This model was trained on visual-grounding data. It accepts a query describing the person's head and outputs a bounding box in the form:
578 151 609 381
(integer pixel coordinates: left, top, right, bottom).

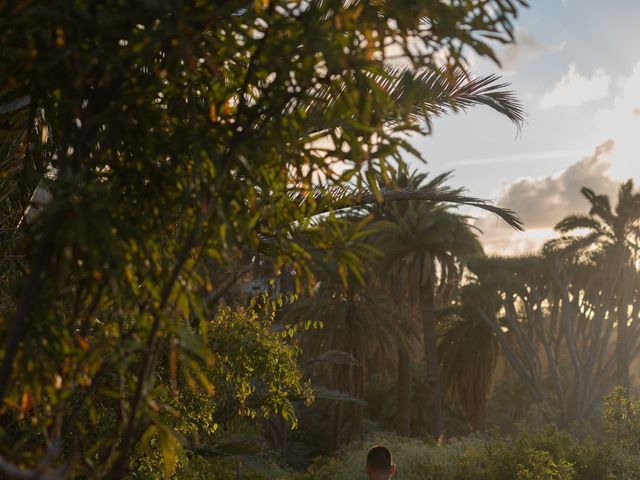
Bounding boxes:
365 445 396 480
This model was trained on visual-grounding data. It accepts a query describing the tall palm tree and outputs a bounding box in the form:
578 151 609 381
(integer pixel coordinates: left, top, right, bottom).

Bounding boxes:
364 170 444 437
375 175 483 440
438 293 499 431
308 169 518 439
550 180 640 391
283 218 397 449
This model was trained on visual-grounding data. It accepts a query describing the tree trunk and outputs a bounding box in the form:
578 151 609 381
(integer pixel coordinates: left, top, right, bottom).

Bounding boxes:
330 401 343 452
471 403 487 432
279 415 288 464
348 363 364 441
617 287 630 392
347 299 363 441
397 345 412 436
423 280 444 441
613 245 632 393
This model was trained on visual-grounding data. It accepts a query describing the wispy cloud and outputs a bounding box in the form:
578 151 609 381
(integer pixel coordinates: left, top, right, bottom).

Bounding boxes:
539 64 611 109
451 149 585 167
499 28 565 73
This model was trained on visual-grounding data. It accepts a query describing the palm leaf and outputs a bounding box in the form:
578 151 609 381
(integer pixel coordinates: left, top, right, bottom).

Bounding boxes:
581 187 614 225
0 95 30 115
370 66 525 131
291 183 524 231
301 350 360 369
292 66 524 135
554 214 604 234
189 437 264 457
543 231 605 257
311 385 367 406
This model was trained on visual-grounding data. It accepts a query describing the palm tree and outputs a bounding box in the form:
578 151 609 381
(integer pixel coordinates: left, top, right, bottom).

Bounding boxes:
282 218 398 449
550 180 640 391
364 170 446 438
374 174 483 440
438 294 499 431
298 169 520 439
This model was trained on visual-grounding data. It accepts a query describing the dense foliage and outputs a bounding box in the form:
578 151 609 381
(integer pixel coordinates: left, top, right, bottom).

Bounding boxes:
0 0 528 478
6 1 639 476
298 423 640 480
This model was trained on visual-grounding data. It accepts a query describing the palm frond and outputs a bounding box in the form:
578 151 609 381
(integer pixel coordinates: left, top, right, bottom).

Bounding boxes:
370 66 525 131
0 93 35 241
189 437 264 457
543 231 605 257
615 179 640 223
0 95 30 115
554 214 604 234
291 66 525 135
291 183 524 231
311 385 367 405
301 350 359 369
581 187 614 225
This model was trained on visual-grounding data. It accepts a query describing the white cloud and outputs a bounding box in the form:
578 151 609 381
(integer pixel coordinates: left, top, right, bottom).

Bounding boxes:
539 64 611 109
482 59 640 254
478 228 557 257
594 62 640 179
476 140 620 254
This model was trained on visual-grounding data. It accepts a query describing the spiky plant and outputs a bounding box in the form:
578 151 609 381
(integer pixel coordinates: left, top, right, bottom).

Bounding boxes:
547 180 640 391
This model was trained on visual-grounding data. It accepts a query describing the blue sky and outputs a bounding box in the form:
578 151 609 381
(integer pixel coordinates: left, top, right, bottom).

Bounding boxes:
408 0 640 252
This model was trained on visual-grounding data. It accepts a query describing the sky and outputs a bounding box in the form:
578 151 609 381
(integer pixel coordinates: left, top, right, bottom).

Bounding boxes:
409 0 640 254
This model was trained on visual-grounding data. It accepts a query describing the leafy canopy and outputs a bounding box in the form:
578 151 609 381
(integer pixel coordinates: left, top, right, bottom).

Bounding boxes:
0 0 525 478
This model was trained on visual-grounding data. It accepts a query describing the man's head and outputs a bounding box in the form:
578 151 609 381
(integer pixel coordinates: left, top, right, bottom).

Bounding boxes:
365 445 396 480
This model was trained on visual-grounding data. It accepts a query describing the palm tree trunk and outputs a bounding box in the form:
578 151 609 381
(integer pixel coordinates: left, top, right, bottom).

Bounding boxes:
613 250 631 392
472 403 487 432
279 415 288 464
397 344 412 436
347 299 364 441
348 359 364 441
617 284 630 392
330 400 343 452
423 280 444 441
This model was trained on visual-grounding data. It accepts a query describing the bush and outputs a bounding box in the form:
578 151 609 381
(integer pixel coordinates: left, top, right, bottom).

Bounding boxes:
298 433 487 480
297 426 639 480
603 386 640 451
134 450 292 480
515 449 574 480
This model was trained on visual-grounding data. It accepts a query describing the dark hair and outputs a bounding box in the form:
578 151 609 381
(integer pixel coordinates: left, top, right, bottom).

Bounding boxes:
366 445 392 473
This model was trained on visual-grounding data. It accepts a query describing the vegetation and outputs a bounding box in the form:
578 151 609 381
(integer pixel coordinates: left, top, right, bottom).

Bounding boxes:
2 1 640 480
297 423 640 480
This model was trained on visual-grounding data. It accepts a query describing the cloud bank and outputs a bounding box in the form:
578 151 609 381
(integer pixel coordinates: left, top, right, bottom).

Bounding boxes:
539 64 611 109
476 140 619 254
481 60 640 254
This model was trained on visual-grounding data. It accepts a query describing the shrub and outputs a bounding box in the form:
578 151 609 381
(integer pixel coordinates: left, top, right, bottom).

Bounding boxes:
516 449 574 480
602 386 640 451
134 450 292 480
299 433 488 480
298 426 639 480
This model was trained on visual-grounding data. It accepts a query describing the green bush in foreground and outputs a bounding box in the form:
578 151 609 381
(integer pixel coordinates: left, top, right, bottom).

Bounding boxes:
133 388 640 479
136 452 292 480
297 427 640 480
131 425 640 479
